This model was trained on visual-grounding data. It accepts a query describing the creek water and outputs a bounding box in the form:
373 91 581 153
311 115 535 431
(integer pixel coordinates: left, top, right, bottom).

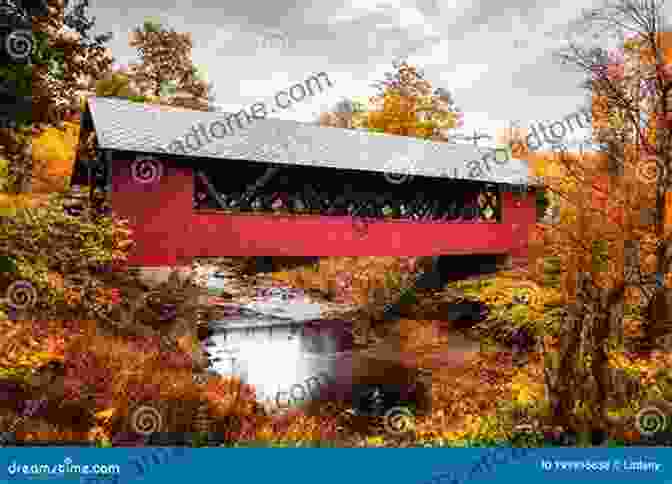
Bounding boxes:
202 272 483 412
203 278 358 410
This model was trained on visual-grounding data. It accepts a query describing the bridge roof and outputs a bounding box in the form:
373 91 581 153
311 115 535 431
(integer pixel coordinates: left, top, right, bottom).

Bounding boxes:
83 96 532 185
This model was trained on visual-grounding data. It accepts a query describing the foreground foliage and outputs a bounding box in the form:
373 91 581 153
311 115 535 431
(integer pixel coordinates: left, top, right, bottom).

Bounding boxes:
1 253 671 446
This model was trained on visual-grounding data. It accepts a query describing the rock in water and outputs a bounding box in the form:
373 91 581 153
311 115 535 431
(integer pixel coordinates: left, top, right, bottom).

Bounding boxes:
415 270 443 291
351 382 423 418
445 300 488 326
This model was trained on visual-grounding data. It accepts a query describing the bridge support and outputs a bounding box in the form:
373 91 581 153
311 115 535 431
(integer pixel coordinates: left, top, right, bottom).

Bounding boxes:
415 254 513 292
254 256 274 273
415 257 443 291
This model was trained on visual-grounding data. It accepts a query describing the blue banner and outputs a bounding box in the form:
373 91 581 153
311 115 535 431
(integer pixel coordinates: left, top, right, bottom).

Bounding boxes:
0 447 670 484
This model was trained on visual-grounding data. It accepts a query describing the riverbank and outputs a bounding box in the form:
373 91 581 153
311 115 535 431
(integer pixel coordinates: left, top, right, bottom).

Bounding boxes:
1 256 670 447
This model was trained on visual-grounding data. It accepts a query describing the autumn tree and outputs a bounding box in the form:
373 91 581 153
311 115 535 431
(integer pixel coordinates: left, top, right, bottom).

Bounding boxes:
0 0 113 196
525 0 672 440
63 0 113 49
126 19 214 111
316 97 368 129
0 1 144 323
31 0 114 125
317 59 463 141
365 59 463 140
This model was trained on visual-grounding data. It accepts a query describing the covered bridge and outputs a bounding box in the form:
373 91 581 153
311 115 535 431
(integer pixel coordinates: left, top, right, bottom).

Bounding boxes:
77 97 539 271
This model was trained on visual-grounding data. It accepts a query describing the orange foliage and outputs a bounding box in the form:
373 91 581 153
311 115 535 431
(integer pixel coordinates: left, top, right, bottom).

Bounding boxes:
31 121 81 194
517 94 660 301
320 61 460 140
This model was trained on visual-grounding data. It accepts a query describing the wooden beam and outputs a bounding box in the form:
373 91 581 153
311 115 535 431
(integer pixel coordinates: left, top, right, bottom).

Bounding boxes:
241 165 282 203
196 170 228 209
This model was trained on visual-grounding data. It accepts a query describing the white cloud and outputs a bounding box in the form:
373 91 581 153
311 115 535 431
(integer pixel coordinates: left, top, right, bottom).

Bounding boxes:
327 0 397 23
436 63 490 90
91 0 600 133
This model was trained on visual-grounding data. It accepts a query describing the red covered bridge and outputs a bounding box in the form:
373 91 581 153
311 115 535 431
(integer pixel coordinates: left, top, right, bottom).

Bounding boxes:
78 97 539 270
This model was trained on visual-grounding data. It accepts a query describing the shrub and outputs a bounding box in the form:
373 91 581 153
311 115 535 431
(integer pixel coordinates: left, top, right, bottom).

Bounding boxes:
448 275 564 344
63 328 228 440
31 122 81 194
95 71 141 99
0 193 134 319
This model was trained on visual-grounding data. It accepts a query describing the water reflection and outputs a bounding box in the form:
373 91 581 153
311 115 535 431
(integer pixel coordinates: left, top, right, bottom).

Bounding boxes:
205 319 355 409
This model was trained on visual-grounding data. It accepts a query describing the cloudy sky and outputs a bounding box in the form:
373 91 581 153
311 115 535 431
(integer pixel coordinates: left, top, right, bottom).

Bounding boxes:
87 0 671 149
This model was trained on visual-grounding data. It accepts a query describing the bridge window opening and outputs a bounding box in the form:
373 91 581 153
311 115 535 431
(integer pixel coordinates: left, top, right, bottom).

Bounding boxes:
193 160 502 222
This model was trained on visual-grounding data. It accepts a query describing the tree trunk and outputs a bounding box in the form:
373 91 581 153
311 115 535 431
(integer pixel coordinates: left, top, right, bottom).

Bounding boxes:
644 287 672 347
544 272 624 437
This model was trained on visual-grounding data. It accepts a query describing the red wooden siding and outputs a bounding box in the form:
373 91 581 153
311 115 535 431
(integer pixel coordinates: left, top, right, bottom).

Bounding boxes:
111 158 537 266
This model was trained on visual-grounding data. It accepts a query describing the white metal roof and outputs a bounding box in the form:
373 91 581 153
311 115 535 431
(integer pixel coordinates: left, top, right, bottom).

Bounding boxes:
84 96 531 185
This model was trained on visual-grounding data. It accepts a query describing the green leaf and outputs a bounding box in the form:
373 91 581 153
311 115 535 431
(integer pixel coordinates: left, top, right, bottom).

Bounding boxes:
159 79 178 97
0 204 17 217
399 287 418 305
510 305 530 324
591 240 609 272
416 120 437 129
0 255 17 274
385 271 400 290
143 19 162 33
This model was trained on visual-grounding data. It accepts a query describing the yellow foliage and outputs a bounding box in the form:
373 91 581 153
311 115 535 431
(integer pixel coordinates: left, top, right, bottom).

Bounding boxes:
508 371 545 406
95 72 132 98
87 425 112 444
450 275 562 325
0 340 61 371
0 193 50 216
270 256 418 305
94 408 117 421
0 156 8 191
31 122 80 193
366 435 385 446
608 352 651 385
399 318 449 352
176 334 198 356
272 271 292 283
437 412 506 443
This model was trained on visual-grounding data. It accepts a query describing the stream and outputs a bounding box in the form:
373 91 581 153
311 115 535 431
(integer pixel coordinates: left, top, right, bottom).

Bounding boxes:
200 265 483 413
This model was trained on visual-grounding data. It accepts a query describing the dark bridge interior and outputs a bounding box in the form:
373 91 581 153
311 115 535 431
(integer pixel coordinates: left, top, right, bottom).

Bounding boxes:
193 159 503 222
